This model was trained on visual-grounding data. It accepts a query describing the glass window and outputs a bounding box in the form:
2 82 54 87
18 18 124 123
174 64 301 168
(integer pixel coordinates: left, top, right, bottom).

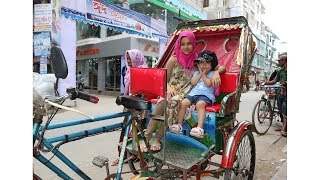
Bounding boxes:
106 28 122 37
76 22 100 40
203 0 209 7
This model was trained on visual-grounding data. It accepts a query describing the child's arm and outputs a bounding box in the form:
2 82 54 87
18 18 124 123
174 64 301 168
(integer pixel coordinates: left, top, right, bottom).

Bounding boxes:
191 71 202 86
202 69 213 87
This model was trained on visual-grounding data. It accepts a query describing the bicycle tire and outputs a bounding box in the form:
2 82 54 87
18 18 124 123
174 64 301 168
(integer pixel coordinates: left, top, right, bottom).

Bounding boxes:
223 129 256 180
252 99 272 135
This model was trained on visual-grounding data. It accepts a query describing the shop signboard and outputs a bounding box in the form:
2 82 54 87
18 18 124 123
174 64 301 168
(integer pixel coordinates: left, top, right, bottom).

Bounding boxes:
52 0 61 46
34 4 52 32
33 32 51 57
86 0 152 36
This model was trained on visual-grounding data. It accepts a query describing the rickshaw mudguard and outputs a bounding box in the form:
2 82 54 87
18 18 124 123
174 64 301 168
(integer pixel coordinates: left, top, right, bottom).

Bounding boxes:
220 120 255 168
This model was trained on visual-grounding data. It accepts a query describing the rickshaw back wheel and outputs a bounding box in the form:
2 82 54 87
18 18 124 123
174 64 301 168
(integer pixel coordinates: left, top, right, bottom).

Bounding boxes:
252 99 272 135
223 129 255 180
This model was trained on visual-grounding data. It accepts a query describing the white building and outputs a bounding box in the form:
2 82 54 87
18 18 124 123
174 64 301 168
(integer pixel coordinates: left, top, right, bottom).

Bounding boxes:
203 0 284 80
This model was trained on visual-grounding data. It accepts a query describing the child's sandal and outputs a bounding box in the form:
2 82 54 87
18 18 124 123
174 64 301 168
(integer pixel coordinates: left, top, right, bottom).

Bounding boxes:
190 127 204 138
170 124 183 134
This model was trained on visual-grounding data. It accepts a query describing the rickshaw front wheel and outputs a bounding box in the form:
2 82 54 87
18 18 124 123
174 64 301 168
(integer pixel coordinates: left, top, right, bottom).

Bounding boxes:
223 129 255 180
252 99 272 135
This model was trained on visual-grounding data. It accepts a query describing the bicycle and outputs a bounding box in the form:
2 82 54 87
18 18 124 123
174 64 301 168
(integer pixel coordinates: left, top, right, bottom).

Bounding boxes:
251 84 283 135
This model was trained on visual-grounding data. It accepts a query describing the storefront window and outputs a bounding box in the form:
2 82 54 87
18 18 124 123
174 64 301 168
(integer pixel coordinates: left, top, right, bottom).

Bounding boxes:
76 22 100 40
106 28 122 37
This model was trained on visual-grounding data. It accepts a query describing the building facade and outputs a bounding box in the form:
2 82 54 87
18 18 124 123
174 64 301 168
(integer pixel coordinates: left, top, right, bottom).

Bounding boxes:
264 26 280 76
203 0 282 82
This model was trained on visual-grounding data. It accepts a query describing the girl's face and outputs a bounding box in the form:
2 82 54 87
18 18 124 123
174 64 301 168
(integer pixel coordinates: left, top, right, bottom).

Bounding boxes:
180 37 193 55
126 52 132 67
197 61 212 71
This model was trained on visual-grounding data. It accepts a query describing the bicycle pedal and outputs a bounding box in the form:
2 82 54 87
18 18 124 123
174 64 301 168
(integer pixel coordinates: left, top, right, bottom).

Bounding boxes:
92 155 108 168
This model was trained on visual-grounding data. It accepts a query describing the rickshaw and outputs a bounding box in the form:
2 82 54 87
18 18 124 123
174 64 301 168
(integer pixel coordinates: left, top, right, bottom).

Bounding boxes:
33 16 256 180
115 16 257 179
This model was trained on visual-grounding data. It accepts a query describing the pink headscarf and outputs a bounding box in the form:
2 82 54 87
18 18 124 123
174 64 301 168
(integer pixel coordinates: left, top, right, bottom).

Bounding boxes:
124 49 148 95
173 30 197 69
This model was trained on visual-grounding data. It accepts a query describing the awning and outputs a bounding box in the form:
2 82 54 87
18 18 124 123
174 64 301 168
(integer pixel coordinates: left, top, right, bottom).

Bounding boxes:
61 0 168 41
146 0 207 20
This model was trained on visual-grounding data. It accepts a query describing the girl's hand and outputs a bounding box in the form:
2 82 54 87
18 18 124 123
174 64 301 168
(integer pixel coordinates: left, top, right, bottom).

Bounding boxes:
211 71 221 87
167 86 177 98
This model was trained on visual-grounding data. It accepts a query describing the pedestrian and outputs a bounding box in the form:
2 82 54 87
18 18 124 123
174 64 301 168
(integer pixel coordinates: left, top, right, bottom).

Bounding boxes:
141 30 226 153
265 53 287 137
76 71 84 91
111 49 148 166
170 50 219 138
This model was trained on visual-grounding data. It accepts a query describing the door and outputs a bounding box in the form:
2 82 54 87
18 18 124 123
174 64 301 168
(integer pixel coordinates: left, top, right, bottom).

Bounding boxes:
105 56 121 91
88 58 98 89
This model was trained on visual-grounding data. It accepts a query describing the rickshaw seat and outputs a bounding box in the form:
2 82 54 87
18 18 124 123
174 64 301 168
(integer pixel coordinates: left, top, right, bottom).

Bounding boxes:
116 68 166 110
150 73 239 113
204 72 239 113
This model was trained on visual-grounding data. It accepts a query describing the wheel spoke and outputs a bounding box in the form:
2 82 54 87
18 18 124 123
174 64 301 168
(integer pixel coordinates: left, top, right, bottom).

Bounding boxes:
252 99 272 135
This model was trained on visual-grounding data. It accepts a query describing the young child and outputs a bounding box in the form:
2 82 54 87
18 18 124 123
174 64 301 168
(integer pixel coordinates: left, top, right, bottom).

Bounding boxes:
170 50 219 138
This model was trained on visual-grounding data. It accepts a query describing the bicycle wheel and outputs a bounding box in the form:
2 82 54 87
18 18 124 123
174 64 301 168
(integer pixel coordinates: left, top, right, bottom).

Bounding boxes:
252 99 272 135
223 130 256 180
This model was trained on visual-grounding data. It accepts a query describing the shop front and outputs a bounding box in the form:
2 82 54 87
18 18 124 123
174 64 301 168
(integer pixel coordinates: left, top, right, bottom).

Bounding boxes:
76 35 159 94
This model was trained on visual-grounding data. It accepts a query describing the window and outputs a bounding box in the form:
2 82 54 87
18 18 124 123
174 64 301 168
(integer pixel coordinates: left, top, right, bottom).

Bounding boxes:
203 0 209 7
269 35 272 43
223 0 227 6
77 22 100 40
106 28 122 37
218 11 221 19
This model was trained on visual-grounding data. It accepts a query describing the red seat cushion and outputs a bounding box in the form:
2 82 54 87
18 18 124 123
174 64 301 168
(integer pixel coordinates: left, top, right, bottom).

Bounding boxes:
205 103 222 112
130 68 166 100
219 73 239 93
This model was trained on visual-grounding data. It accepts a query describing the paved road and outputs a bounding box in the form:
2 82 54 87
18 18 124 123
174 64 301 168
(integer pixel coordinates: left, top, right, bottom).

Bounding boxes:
34 90 286 179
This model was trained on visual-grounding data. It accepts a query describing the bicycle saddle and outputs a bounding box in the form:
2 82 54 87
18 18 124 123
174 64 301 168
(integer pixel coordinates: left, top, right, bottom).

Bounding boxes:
116 95 151 110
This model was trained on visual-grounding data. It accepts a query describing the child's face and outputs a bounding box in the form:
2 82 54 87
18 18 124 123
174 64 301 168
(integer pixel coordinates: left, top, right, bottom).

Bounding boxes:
197 61 212 71
180 37 193 55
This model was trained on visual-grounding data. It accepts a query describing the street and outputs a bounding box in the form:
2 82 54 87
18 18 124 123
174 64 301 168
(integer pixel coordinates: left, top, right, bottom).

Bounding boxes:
33 90 287 180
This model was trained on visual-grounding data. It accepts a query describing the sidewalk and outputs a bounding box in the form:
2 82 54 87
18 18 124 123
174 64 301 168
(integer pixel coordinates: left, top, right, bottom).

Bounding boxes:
271 144 287 180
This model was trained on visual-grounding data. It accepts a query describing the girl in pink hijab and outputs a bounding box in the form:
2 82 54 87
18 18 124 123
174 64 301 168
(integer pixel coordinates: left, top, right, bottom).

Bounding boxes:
123 49 148 95
142 30 198 152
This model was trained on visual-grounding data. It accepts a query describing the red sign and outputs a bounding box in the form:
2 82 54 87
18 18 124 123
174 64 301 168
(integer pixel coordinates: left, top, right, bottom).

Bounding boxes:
76 48 100 56
143 44 158 53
